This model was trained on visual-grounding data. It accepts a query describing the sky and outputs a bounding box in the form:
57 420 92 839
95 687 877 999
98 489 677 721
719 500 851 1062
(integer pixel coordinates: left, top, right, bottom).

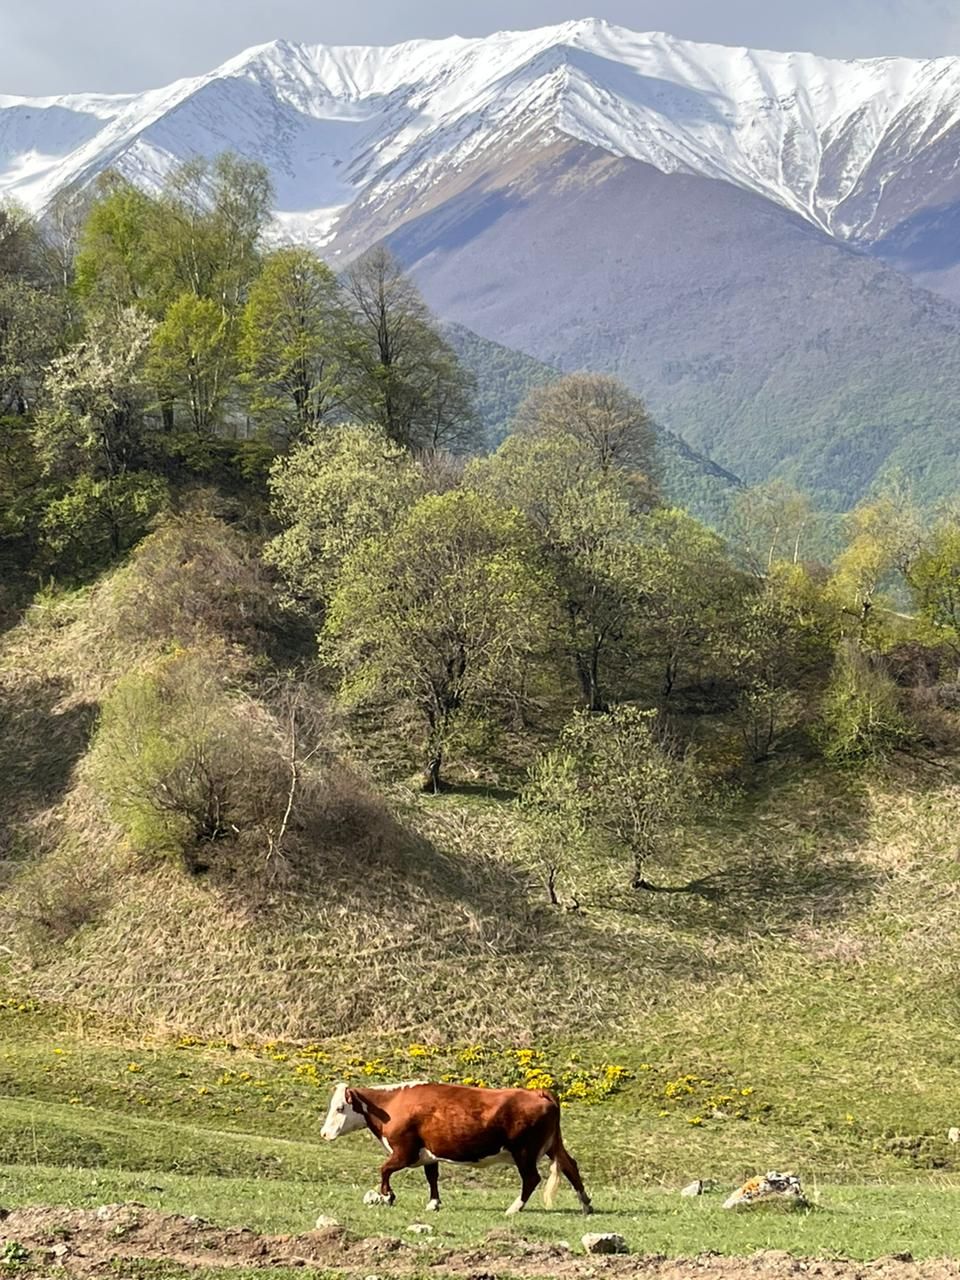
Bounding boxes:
2 0 960 97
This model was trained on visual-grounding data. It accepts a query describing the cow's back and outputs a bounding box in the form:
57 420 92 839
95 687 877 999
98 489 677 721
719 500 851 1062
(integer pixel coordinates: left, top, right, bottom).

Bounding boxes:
385 1083 558 1163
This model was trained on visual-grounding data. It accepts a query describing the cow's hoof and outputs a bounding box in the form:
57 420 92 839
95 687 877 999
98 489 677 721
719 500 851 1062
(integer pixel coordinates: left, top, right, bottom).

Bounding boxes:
582 1203 595 1216
425 1199 441 1212
363 1191 394 1207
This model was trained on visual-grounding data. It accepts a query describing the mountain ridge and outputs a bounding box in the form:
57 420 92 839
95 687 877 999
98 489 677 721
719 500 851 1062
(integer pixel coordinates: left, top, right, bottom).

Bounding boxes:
5 19 960 269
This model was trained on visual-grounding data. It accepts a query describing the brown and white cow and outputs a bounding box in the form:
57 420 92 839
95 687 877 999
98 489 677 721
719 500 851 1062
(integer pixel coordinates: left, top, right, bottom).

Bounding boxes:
321 1080 592 1216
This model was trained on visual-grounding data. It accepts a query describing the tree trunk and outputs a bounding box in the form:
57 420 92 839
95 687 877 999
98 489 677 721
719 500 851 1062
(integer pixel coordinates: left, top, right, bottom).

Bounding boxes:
420 749 443 794
574 648 606 712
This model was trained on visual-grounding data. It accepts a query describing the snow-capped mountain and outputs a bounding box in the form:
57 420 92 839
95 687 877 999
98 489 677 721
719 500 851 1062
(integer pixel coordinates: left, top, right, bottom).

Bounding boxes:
8 20 960 506
3 19 960 258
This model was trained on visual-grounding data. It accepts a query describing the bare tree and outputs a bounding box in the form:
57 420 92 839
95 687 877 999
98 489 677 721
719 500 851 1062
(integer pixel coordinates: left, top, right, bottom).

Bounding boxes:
514 372 657 481
341 246 476 452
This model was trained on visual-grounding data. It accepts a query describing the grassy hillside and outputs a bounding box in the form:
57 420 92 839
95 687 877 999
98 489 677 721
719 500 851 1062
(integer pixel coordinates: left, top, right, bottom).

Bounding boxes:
3 521 960 1195
444 322 743 526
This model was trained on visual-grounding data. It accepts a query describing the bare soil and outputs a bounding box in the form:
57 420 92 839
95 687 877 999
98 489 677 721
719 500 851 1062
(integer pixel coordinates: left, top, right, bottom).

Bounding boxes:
2 1204 958 1278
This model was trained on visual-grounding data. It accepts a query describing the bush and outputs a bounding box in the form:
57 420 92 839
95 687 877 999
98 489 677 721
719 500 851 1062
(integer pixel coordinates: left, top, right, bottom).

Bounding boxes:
88 648 287 873
815 643 913 764
103 510 280 653
39 472 169 581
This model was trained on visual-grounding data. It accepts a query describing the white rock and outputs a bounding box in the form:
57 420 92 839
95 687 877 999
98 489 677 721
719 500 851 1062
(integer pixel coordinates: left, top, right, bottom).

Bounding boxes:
582 1232 629 1255
680 1179 703 1197
948 1127 960 1143
314 1214 341 1230
406 1223 433 1235
723 1171 806 1210
363 1190 390 1206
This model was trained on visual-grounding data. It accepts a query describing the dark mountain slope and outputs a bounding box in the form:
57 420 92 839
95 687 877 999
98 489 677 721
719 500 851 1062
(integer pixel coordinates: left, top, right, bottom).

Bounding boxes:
383 136 960 509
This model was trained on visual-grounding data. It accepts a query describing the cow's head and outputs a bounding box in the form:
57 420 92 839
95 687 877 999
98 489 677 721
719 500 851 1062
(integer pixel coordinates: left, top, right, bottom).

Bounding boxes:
321 1083 366 1140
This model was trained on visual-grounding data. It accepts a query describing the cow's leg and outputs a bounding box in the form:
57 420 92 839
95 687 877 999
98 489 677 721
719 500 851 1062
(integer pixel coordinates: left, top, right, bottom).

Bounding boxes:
374 1143 418 1206
557 1145 593 1214
424 1162 441 1211
505 1151 541 1216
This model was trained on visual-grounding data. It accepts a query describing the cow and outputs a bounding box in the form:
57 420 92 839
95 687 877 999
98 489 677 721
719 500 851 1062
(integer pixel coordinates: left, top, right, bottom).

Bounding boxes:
320 1080 593 1216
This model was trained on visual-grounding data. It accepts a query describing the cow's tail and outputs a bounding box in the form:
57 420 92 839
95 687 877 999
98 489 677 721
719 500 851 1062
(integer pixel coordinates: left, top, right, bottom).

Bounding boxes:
540 1092 563 1209
542 1153 562 1208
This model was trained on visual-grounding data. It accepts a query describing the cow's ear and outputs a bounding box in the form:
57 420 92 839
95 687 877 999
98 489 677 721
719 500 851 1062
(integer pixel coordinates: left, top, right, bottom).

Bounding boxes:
344 1088 355 1106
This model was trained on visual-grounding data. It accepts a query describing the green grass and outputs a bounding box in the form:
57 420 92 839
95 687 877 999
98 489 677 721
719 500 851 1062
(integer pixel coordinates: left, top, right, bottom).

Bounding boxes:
2 1008 960 1264
2 1158 960 1261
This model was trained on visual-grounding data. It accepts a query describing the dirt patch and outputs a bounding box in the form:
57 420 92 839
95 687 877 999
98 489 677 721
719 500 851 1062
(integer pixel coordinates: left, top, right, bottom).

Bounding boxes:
2 1203 959 1278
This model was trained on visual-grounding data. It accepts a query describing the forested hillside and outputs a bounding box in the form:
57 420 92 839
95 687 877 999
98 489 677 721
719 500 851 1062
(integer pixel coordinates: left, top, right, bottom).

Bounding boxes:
4 151 960 1077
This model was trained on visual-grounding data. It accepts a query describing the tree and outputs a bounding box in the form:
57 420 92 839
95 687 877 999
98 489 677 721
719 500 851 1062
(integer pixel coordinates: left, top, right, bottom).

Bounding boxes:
727 479 816 577
323 489 555 791
148 293 232 434
518 748 587 907
152 153 272 315
74 176 159 314
35 306 156 479
0 279 65 416
513 372 657 486
238 247 343 439
468 431 643 710
265 423 424 615
635 507 747 701
906 510 960 660
828 485 920 645
531 705 700 891
722 564 835 761
341 246 476 451
40 471 169 575
0 201 47 285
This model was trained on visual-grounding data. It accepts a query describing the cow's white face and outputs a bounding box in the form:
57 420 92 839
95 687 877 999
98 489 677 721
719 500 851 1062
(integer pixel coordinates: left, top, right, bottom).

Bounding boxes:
321 1083 366 1141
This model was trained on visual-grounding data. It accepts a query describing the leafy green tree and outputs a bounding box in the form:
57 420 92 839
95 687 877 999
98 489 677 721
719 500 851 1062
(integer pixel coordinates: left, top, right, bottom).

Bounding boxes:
148 292 232 434
0 279 65 416
636 507 747 700
238 247 343 439
468 430 643 710
0 201 47 284
907 511 960 658
35 306 156 479
723 564 835 761
323 489 555 790
513 371 657 488
265 423 424 615
341 246 476 451
152 154 272 314
529 705 700 891
40 471 169 576
74 176 160 314
829 486 920 645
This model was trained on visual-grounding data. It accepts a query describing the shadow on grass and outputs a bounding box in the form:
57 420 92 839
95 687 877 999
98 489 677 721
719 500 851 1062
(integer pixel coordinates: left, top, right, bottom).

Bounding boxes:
439 781 519 803
0 673 97 868
615 766 886 938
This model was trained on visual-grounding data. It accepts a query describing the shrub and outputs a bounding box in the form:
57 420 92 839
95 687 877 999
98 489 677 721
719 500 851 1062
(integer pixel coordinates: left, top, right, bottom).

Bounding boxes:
103 510 279 653
88 648 286 872
523 705 701 891
815 642 913 764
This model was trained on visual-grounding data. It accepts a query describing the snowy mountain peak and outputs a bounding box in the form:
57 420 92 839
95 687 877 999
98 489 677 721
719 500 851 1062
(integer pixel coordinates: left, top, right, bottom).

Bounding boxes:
2 21 960 251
